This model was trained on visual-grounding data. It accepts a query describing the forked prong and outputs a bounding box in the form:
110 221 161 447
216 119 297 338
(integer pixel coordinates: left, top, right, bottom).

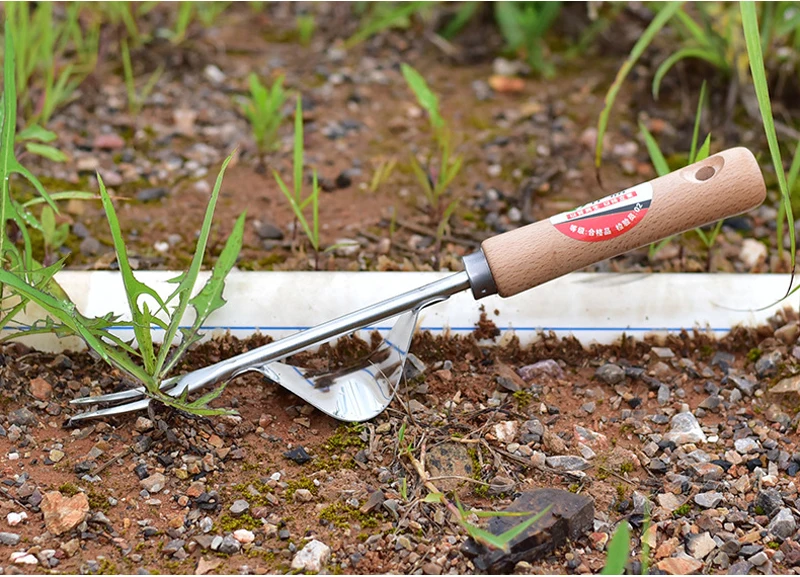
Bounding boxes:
69 377 180 406
68 398 152 423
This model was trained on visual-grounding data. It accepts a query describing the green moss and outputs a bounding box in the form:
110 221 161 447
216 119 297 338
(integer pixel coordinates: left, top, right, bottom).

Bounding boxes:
319 501 381 529
285 478 318 499
468 447 488 497
615 483 627 500
618 461 635 474
58 482 80 496
673 503 692 518
567 484 580 493
97 558 118 574
323 423 367 452
217 512 261 532
754 505 765 515
596 467 610 481
747 348 763 362
88 488 111 512
512 389 532 409
230 479 275 507
767 540 781 550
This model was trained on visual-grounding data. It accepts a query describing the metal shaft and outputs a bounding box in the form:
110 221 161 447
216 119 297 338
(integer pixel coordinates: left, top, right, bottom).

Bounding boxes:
195 271 473 384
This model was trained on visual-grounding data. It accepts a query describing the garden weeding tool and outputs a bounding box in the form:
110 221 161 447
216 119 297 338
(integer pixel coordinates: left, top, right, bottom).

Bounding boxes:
70 148 766 424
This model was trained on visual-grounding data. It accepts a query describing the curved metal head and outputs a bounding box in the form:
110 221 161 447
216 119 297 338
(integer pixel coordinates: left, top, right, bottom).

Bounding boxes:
246 309 418 422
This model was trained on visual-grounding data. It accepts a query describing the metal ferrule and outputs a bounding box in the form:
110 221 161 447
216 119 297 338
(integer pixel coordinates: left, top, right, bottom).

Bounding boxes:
462 249 498 300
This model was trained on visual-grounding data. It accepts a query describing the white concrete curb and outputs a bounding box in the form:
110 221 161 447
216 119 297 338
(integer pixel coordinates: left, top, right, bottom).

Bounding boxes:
7 271 796 352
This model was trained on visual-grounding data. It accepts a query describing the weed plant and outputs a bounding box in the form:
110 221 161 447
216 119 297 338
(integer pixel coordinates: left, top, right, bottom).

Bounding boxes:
0 15 245 417
494 2 561 77
238 74 287 155
120 37 164 116
401 64 462 243
273 97 324 268
640 81 721 262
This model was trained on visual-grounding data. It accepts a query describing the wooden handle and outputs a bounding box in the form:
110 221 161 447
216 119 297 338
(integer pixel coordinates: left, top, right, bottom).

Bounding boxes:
481 147 766 297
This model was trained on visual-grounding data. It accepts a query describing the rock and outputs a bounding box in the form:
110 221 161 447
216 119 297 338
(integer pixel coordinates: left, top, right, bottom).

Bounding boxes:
729 374 756 396
768 508 796 540
40 491 89 536
140 473 167 494
755 488 784 517
780 540 800 567
694 491 723 509
425 442 473 492
755 351 781 379
727 561 753 574
736 236 768 268
545 456 591 471
517 360 563 381
657 384 671 406
230 500 250 516
233 529 255 544
195 557 222 575
595 363 625 385
291 539 331 572
651 347 675 359
687 532 717 559
6 512 26 526
254 220 284 241
8 408 36 426
136 187 168 203
218 535 241 555
0 532 20 545
664 411 706 445
657 493 683 512
573 426 608 449
360 490 385 514
93 133 125 150
656 557 702 574
10 552 38 565
692 462 724 481
472 489 594 573
749 551 768 566
775 322 799 345
294 489 313 502
204 64 225 84
134 416 153 432
493 421 519 443
421 562 442 575
29 377 52 400
494 363 527 392
771 374 800 396
734 438 760 454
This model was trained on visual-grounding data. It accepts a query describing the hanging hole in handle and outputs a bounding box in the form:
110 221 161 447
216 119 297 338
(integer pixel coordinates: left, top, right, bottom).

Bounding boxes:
680 154 725 184
695 166 715 181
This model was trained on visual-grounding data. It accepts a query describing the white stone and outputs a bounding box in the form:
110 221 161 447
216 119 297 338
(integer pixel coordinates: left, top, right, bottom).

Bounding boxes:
233 529 255 544
10 552 37 565
291 539 331 572
6 512 27 526
740 238 767 268
493 421 519 444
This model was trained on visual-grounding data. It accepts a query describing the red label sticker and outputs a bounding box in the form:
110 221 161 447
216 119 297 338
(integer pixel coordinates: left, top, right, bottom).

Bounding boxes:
550 183 653 242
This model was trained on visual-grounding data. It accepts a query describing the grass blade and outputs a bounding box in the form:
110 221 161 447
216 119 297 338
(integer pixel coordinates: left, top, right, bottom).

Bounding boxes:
639 121 670 177
595 2 682 169
601 522 631 574
741 1 795 269
688 80 708 164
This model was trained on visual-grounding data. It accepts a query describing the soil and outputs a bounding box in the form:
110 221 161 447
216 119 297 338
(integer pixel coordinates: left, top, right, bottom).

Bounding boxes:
19 3 789 275
5 3 800 575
